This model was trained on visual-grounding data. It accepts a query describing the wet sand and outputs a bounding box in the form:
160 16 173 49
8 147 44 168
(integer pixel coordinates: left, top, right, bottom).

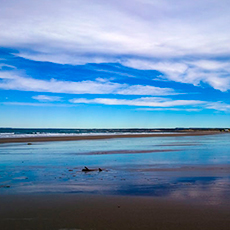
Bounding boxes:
1 165 230 230
0 131 220 144
1 131 229 229
0 194 230 230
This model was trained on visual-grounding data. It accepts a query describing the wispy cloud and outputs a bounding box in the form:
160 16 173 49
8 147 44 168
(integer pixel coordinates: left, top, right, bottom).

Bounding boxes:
1 0 230 91
32 95 62 102
0 71 177 96
136 108 201 112
123 59 230 91
0 63 16 70
70 97 230 112
70 97 205 108
205 102 230 111
3 98 230 112
1 0 229 58
117 84 177 96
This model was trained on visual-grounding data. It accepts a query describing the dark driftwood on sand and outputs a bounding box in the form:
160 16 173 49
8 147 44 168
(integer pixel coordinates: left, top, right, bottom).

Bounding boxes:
82 166 102 172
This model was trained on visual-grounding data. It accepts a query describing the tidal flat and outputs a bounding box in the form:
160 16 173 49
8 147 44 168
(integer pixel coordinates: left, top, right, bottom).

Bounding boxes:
1 133 230 229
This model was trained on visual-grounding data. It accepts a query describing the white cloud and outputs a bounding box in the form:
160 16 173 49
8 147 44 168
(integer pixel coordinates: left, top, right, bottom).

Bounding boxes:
205 102 230 111
0 71 177 96
32 95 62 102
70 97 230 112
122 60 188 74
70 97 204 107
136 108 201 112
1 0 229 58
123 59 230 91
0 63 16 70
189 60 230 71
1 0 230 91
4 97 230 112
15 53 118 66
117 84 176 96
0 72 120 94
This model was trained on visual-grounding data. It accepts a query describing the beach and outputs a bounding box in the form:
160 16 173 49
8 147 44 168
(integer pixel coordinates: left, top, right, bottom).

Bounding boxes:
1 193 230 230
1 0 230 229
1 132 230 229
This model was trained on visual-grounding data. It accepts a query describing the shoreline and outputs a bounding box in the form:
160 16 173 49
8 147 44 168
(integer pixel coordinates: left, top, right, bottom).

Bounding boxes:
0 131 221 144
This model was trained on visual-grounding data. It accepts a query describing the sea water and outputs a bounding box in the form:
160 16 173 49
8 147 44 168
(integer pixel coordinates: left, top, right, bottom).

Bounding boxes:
0 133 230 205
0 128 175 138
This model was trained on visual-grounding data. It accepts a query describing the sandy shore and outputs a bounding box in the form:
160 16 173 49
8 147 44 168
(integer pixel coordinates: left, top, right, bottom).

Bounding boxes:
0 131 220 144
0 194 230 230
1 131 229 229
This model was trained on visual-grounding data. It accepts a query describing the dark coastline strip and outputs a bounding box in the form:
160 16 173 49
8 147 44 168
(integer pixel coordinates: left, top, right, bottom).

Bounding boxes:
0 131 221 144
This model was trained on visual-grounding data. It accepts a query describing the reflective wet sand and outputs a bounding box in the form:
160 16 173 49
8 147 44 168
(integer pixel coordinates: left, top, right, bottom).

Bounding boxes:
1 133 230 229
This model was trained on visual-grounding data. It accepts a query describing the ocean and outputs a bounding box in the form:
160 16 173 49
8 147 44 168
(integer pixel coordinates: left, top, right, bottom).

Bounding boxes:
0 128 176 138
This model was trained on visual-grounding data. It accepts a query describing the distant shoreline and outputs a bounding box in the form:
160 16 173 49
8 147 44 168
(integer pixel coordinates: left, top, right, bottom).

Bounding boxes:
0 131 221 144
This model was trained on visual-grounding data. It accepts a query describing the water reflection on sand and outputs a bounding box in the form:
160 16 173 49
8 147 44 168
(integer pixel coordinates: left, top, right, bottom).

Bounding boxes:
0 133 230 205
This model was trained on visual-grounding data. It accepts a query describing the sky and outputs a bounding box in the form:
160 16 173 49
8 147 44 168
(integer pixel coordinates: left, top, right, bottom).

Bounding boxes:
0 0 230 128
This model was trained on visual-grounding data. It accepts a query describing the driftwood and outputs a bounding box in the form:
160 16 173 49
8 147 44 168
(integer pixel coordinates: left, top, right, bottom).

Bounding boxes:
82 166 102 172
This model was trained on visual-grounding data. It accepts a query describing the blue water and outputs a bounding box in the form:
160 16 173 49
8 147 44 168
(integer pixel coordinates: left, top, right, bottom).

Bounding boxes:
1 133 230 204
0 128 175 138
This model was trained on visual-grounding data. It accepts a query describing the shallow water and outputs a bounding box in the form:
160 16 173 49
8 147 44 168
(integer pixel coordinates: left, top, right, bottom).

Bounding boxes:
1 133 230 205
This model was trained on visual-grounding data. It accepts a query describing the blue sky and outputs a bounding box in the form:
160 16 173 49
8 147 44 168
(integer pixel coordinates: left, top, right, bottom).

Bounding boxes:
0 0 230 128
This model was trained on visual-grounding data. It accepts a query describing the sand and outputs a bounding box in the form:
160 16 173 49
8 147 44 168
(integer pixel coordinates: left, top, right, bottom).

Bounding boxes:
1 131 229 229
0 194 230 230
0 131 220 144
